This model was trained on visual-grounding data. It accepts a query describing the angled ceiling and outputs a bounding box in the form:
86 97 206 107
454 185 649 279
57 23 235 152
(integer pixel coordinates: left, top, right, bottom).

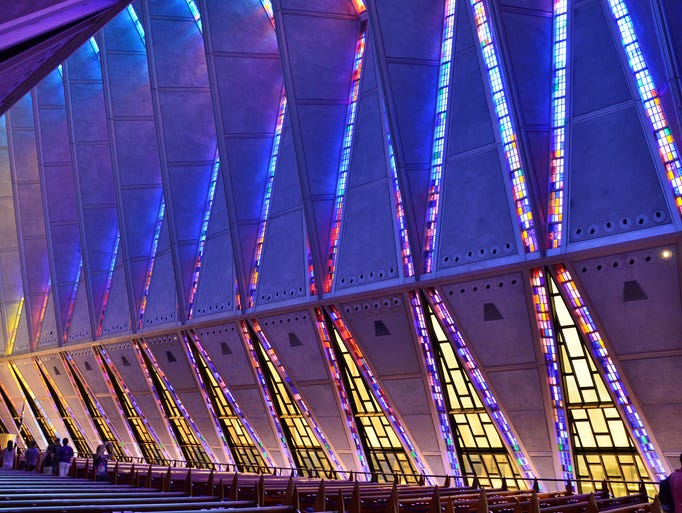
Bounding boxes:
0 0 130 114
0 0 680 489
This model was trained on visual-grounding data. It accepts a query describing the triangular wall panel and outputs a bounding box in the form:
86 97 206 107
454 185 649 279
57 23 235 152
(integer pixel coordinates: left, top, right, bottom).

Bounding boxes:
10 305 31 355
335 37 401 291
0 362 45 446
193 174 236 318
69 348 141 458
370 0 443 249
571 248 682 457
139 221 177 329
143 0 219 314
101 265 131 337
13 358 70 443
37 292 59 349
568 0 673 245
438 3 522 271
37 353 100 446
276 3 360 280
256 124 308 307
202 0 282 293
67 274 92 342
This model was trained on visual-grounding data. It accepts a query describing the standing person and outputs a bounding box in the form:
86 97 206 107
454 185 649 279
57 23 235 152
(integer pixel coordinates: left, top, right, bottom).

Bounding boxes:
93 444 108 481
24 441 40 471
104 441 116 461
57 438 74 477
670 453 682 513
43 440 56 474
1 440 15 469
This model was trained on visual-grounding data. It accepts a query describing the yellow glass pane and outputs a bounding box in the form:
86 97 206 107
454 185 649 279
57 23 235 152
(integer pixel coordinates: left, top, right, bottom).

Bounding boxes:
458 423 475 446
468 414 484 436
565 375 580 402
607 419 629 446
595 379 611 402
582 389 598 403
484 423 502 447
587 408 608 433
572 408 587 419
564 329 584 357
575 419 596 447
554 296 574 326
432 318 448 341
573 359 593 388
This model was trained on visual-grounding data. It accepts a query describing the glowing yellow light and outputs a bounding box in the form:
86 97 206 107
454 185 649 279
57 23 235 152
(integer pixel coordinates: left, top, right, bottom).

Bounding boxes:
6 298 24 355
661 249 673 259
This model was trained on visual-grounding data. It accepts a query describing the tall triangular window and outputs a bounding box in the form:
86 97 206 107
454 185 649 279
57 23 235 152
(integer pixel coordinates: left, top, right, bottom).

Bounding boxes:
185 331 270 472
324 311 419 483
243 321 338 477
95 346 168 463
547 272 651 495
423 296 526 489
134 339 214 467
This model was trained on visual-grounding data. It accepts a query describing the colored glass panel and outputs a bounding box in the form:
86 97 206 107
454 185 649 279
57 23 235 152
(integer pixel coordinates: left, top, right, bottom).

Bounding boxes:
184 0 202 31
62 258 82 344
408 291 461 481
8 362 58 444
6 297 24 355
548 268 662 494
322 308 420 483
189 152 220 319
248 93 287 308
34 358 90 455
529 268 574 483
468 0 538 253
60 352 128 460
243 321 338 477
250 319 342 476
606 0 682 215
185 330 272 471
134 339 215 467
95 346 168 463
0 381 34 445
138 200 166 329
313 308 370 477
423 0 456 273
127 4 146 43
384 109 414 278
548 0 569 248
327 305 432 483
239 320 295 468
33 280 51 349
97 231 120 338
426 288 536 485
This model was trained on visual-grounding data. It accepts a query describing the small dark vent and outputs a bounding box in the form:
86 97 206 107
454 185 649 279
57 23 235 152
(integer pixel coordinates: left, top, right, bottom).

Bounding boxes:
121 356 131 367
374 320 390 337
288 332 302 347
623 280 648 302
166 350 176 363
220 342 232 355
84 361 92 371
53 366 60 376
483 303 504 321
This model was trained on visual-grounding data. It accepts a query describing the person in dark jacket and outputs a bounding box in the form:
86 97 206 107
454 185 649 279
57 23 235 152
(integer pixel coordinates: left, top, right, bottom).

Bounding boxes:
93 444 108 481
57 438 74 477
24 441 40 471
